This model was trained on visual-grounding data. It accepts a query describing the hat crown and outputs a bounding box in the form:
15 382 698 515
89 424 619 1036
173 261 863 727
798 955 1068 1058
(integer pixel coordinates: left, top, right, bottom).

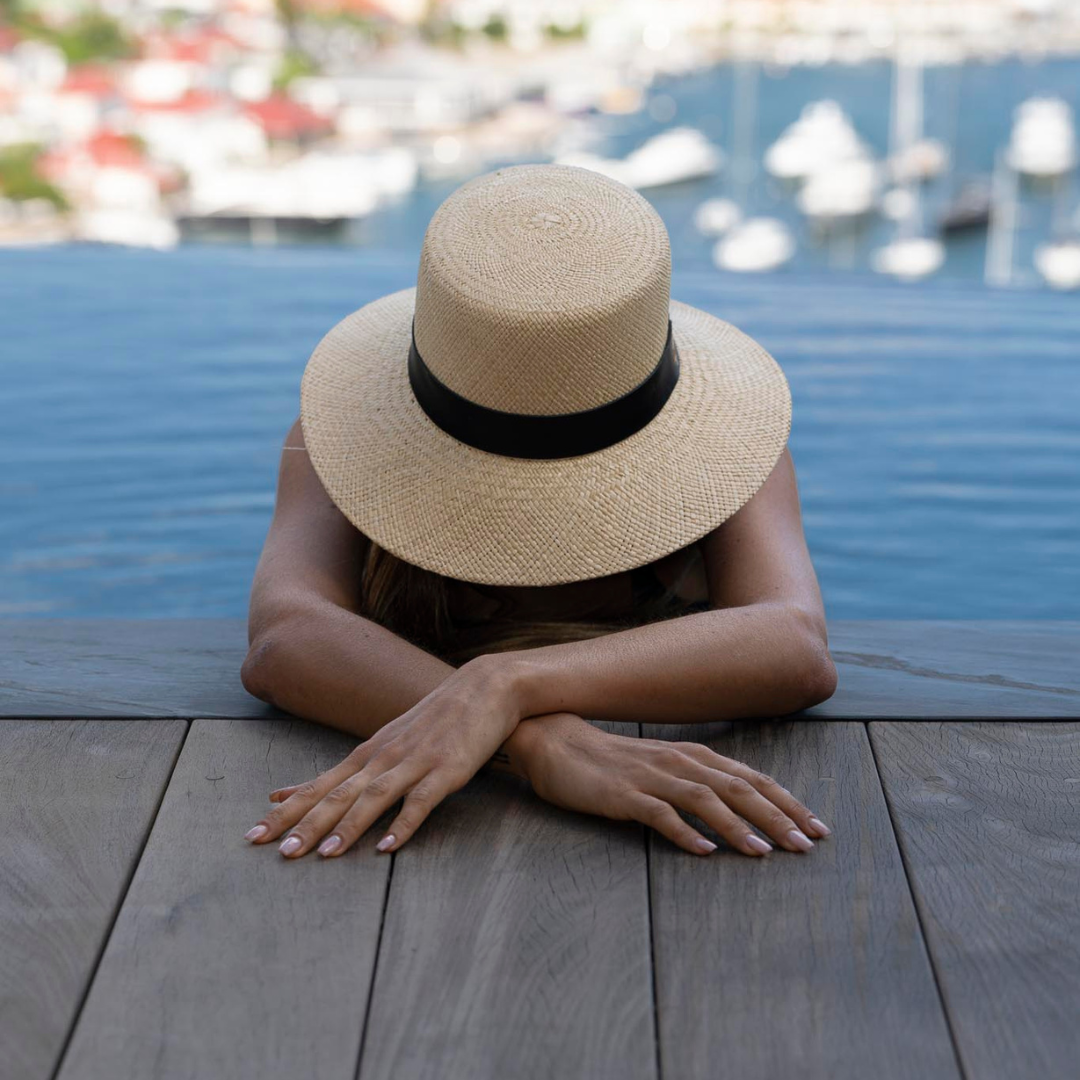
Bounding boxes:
413 164 672 416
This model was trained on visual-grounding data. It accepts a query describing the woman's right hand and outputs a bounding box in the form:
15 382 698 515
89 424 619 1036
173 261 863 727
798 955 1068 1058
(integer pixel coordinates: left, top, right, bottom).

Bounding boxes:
515 713 831 857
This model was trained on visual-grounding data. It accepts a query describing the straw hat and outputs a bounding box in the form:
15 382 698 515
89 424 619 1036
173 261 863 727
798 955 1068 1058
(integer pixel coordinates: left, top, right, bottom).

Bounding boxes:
300 164 791 587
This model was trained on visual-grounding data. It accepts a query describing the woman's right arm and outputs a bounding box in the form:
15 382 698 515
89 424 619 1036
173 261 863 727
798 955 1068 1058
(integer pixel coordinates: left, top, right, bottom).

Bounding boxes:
242 417 464 738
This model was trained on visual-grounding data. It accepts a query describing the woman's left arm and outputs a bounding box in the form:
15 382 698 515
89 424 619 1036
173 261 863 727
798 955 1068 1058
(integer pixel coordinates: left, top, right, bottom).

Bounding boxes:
501 448 838 724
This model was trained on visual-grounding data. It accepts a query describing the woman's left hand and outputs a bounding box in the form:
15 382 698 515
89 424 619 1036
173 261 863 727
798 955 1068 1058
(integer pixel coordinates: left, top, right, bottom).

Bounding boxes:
243 654 525 859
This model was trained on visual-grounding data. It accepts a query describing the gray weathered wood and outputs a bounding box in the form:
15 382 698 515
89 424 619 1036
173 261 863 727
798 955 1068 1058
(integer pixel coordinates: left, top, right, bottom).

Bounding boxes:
58 717 389 1080
3 620 1078 720
869 722 1080 1080
358 722 656 1080
0 719 186 1080
0 619 282 718
815 621 1080 718
643 718 961 1079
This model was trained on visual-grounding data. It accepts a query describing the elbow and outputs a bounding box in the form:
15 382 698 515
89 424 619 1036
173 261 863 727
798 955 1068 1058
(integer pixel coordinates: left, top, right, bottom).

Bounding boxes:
780 605 838 714
241 633 287 706
793 645 838 712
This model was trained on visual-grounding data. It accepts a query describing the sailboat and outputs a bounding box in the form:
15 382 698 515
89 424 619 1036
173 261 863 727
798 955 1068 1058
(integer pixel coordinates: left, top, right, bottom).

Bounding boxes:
1034 240 1080 289
1006 98 1077 180
872 49 943 282
713 59 795 273
557 128 723 191
1034 171 1080 289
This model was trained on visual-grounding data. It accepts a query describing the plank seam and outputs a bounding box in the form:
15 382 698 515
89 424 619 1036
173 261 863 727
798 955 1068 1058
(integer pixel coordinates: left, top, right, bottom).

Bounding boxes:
865 721 970 1080
47 717 193 1080
641 719 663 1080
353 844 396 1080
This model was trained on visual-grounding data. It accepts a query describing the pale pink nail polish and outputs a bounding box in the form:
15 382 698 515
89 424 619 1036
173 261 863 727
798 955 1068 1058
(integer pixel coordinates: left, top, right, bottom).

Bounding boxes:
376 834 396 852
746 835 773 854
787 829 815 852
244 825 268 842
808 816 832 837
694 837 717 854
279 835 302 856
318 835 342 857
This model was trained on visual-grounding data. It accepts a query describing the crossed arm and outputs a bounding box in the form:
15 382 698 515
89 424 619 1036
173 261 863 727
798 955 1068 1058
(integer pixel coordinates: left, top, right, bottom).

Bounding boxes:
240 418 837 860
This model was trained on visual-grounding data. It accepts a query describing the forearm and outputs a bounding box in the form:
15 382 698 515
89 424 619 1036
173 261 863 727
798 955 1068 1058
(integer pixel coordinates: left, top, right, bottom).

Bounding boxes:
507 602 837 725
241 598 535 778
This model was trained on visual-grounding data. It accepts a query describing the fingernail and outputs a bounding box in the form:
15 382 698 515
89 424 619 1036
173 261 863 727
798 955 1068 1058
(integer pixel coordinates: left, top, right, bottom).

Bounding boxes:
279 835 302 856
317 835 342 857
694 837 717 854
244 825 268 842
808 816 831 837
746 834 773 855
787 829 815 852
376 834 396 852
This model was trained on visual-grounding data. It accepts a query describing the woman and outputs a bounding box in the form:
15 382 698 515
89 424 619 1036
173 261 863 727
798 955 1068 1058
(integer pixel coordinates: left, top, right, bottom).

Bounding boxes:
240 164 838 863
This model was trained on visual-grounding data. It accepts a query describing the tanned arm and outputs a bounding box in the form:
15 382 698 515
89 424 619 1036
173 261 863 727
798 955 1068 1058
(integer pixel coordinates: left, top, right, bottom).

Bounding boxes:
502 447 837 724
242 418 537 767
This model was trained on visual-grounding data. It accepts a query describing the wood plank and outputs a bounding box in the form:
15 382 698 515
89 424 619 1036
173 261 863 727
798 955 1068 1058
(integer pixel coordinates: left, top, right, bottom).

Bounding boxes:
358 722 656 1080
0 719 186 1080
869 721 1080 1079
57 718 389 1080
643 718 961 1080
0 619 282 718
4 620 1078 720
815 621 1080 718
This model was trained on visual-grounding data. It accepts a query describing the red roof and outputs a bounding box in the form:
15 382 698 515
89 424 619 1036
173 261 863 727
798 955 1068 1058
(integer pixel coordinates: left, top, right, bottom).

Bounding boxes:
86 130 146 169
60 65 117 98
126 89 224 115
291 0 391 14
242 95 333 140
139 26 241 64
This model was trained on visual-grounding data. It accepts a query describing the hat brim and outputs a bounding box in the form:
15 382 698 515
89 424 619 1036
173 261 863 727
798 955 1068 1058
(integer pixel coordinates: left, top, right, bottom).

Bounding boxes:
300 287 791 587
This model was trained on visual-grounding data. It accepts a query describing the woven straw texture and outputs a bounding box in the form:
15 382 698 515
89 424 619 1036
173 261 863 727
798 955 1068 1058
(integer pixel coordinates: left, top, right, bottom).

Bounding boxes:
300 165 792 587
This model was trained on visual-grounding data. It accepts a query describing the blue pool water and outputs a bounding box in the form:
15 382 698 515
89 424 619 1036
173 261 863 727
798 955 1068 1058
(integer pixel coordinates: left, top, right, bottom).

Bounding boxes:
2 245 1077 619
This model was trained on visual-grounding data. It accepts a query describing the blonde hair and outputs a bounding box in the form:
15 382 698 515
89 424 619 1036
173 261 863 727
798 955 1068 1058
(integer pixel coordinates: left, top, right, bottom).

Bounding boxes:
358 536 691 667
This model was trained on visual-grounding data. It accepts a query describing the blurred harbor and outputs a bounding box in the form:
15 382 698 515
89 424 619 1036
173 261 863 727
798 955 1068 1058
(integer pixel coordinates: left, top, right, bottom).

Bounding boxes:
2 1 1080 286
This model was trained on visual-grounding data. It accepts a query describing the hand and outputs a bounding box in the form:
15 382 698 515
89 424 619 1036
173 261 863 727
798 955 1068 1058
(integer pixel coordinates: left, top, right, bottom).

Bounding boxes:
520 714 831 857
243 654 526 858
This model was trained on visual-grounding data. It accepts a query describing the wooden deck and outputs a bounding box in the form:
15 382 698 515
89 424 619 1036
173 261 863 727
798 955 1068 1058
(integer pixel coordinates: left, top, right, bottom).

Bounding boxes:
3 619 1079 1080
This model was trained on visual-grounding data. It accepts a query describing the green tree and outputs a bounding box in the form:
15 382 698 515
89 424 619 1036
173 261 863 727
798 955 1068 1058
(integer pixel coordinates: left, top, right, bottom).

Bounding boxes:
0 144 69 209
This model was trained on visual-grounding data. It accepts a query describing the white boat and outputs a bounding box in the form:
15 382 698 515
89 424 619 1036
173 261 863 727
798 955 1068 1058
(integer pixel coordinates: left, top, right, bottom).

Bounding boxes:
873 55 942 283
797 157 879 221
185 155 382 220
558 127 723 190
1034 240 1080 289
764 100 869 181
1005 98 1077 179
693 197 740 237
871 237 945 281
77 209 179 250
713 218 795 273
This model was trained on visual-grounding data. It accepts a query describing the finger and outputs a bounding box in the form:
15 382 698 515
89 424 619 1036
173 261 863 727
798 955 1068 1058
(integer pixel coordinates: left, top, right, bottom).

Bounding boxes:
622 793 724 857
374 769 463 853
269 785 301 803
277 772 368 858
314 764 420 858
245 747 372 844
683 767 814 853
654 777 779 856
732 766 830 839
680 744 831 840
